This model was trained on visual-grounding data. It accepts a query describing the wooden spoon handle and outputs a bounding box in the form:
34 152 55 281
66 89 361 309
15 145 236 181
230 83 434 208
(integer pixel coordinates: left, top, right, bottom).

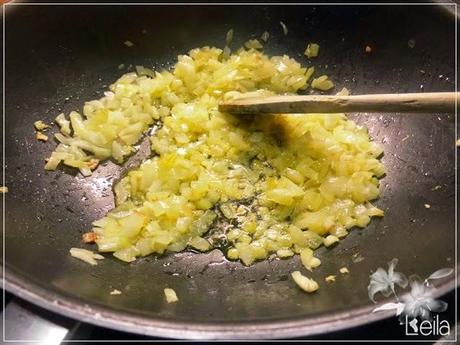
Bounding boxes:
219 92 458 114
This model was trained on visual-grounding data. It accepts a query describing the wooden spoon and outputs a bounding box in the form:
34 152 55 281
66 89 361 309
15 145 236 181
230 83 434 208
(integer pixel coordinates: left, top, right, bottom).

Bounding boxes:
219 92 458 114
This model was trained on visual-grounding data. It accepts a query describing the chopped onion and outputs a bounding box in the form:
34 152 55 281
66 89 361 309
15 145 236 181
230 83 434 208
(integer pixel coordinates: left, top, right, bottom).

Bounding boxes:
55 113 71 136
291 271 319 293
325 275 336 283
164 288 179 303
34 120 49 131
244 39 263 50
46 44 383 267
261 31 270 42
304 43 319 58
339 267 350 274
300 248 321 271
135 65 156 78
69 248 104 266
36 132 48 142
280 21 288 35
323 235 339 247
311 75 334 90
336 87 350 96
225 28 234 46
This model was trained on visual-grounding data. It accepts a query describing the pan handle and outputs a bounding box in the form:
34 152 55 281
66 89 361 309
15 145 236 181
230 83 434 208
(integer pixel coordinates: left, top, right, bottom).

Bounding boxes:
1 297 83 343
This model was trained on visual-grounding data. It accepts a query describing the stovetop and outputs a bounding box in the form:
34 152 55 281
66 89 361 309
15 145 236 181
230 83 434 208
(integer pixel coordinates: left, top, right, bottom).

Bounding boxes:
1 289 457 342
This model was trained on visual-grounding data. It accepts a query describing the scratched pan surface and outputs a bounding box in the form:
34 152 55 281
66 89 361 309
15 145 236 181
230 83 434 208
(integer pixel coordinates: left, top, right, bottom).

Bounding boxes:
2 3 457 339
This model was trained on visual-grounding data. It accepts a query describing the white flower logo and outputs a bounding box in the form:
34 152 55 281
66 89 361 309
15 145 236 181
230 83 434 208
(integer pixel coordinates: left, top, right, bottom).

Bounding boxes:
368 258 408 302
399 275 448 321
369 258 452 322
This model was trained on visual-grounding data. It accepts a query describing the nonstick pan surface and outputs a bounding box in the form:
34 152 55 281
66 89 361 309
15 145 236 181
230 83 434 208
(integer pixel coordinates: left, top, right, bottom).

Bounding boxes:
2 3 457 339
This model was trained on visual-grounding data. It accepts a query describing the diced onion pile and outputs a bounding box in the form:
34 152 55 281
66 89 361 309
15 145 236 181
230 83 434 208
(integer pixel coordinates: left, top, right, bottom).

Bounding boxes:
47 45 385 265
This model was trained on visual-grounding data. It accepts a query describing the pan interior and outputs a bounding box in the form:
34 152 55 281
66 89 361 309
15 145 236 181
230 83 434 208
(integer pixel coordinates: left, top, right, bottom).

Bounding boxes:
3 4 456 329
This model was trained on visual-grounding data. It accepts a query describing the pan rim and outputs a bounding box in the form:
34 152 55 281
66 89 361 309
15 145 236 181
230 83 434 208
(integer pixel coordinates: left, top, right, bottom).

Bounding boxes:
3 266 457 340
2 0 458 340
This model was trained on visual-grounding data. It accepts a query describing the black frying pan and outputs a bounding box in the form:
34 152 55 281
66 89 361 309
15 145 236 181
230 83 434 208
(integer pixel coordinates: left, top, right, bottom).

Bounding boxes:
2 2 457 339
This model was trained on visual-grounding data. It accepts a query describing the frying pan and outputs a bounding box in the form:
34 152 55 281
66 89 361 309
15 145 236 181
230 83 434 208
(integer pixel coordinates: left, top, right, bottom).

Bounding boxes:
2 2 458 340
